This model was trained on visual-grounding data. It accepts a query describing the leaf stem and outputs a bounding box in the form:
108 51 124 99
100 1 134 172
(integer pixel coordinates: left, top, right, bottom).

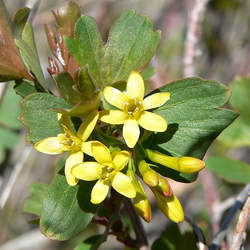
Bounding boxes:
123 198 149 250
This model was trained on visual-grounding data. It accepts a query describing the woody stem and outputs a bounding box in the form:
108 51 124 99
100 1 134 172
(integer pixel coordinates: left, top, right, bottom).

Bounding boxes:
123 198 149 250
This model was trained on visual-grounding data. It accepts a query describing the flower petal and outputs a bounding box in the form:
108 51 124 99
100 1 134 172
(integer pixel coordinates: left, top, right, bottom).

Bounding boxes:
103 87 128 109
81 141 94 156
99 110 127 125
71 162 100 181
113 151 131 171
123 119 140 148
126 71 145 100
138 111 167 132
91 180 110 204
58 114 74 134
91 141 112 163
65 151 83 186
143 92 170 110
112 172 136 198
34 136 66 154
77 110 99 141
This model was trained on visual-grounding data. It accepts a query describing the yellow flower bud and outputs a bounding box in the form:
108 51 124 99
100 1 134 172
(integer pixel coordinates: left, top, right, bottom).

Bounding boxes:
127 163 151 222
139 160 159 187
146 149 205 173
153 190 184 223
154 175 172 197
178 157 205 173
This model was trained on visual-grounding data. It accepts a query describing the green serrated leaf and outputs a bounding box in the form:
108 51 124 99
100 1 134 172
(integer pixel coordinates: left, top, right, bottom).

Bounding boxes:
14 79 37 98
16 22 47 90
152 224 198 250
74 234 107 250
146 78 237 159
12 7 31 37
23 182 48 216
206 156 250 184
21 93 70 144
66 10 160 88
40 173 97 240
218 77 250 147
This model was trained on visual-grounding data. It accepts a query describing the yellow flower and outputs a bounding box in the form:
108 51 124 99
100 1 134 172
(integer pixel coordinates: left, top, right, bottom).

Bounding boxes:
34 111 99 186
71 141 136 204
100 71 170 148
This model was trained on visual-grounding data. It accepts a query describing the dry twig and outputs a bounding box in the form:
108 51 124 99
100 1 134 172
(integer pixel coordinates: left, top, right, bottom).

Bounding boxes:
183 0 210 77
209 184 250 250
230 196 250 250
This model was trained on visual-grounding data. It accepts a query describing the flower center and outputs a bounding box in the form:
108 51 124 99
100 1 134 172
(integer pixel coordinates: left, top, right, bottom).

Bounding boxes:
57 133 81 151
99 162 115 181
123 98 143 119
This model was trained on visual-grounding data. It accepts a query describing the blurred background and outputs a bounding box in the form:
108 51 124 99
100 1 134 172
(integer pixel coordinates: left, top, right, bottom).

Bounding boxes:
0 0 249 249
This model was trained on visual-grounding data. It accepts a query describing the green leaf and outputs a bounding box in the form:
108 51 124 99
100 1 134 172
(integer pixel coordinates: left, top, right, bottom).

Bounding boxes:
53 72 82 105
152 224 198 250
0 84 23 129
40 172 97 240
74 234 107 250
14 79 37 98
218 77 250 147
144 78 238 182
21 93 70 144
16 22 47 90
23 182 48 216
147 78 237 158
206 156 250 184
0 1 31 81
12 7 31 37
66 10 161 88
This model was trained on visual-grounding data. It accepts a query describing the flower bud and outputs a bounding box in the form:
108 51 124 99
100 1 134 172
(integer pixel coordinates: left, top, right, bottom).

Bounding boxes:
153 190 184 223
139 160 158 187
127 163 151 222
178 157 205 173
154 176 172 197
146 149 205 173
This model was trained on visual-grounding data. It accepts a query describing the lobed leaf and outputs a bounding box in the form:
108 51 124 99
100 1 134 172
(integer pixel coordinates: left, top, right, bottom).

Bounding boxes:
143 78 238 182
21 93 70 144
66 10 161 88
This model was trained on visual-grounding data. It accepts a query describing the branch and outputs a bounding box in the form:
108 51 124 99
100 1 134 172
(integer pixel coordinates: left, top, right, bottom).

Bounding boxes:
200 170 220 235
229 196 250 250
209 184 250 250
123 198 149 250
185 216 207 250
0 146 32 209
183 0 210 77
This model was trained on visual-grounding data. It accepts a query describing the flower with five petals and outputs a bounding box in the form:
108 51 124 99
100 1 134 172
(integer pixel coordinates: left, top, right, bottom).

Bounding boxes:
34 111 99 186
100 71 170 148
71 141 136 204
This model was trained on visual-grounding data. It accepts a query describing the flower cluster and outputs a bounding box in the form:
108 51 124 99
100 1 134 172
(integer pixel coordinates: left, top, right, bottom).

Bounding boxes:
34 71 205 223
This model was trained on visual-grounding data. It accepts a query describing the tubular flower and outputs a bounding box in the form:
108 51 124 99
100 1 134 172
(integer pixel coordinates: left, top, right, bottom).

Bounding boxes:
71 141 136 204
100 71 170 148
152 190 184 223
34 111 99 186
146 149 205 173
